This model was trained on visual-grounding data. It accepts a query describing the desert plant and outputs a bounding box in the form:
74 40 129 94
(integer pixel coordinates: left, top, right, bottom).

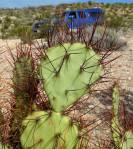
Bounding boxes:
88 26 119 49
0 24 127 149
21 41 103 148
111 84 133 149
106 15 124 31
9 44 39 148
14 26 34 44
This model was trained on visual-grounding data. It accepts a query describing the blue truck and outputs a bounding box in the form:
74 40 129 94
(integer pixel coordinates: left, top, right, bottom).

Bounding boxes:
32 7 104 32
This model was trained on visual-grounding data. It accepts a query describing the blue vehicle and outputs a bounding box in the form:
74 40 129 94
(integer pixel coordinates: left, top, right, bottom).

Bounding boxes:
64 7 104 29
32 7 104 32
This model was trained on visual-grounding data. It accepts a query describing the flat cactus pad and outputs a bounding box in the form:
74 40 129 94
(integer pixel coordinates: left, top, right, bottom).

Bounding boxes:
21 111 79 149
121 131 133 149
40 43 102 111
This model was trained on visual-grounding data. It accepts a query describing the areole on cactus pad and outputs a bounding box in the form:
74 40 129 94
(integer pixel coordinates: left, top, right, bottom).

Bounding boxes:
40 43 103 112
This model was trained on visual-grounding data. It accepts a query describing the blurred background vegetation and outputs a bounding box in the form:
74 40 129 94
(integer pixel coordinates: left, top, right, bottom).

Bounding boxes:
0 1 132 41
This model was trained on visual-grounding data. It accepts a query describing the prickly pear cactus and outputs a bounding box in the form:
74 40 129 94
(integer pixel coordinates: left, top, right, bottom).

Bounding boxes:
20 42 102 148
40 43 102 112
21 111 78 149
121 131 133 149
0 143 8 149
111 84 121 147
111 84 133 149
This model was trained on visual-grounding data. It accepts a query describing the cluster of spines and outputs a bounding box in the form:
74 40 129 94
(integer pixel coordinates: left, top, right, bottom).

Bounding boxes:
9 44 39 148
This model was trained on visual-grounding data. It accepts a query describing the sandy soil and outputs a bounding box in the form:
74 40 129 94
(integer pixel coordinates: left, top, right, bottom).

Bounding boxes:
111 33 133 91
0 39 21 105
0 39 21 108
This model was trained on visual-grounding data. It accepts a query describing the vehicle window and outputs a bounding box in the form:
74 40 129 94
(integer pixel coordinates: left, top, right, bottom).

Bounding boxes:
69 12 77 19
90 12 101 17
78 11 86 18
35 24 40 28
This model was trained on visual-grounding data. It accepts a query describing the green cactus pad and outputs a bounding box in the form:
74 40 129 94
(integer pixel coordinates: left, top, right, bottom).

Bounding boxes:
112 84 120 118
121 131 133 149
111 84 121 147
21 111 79 149
40 43 102 111
0 143 8 149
